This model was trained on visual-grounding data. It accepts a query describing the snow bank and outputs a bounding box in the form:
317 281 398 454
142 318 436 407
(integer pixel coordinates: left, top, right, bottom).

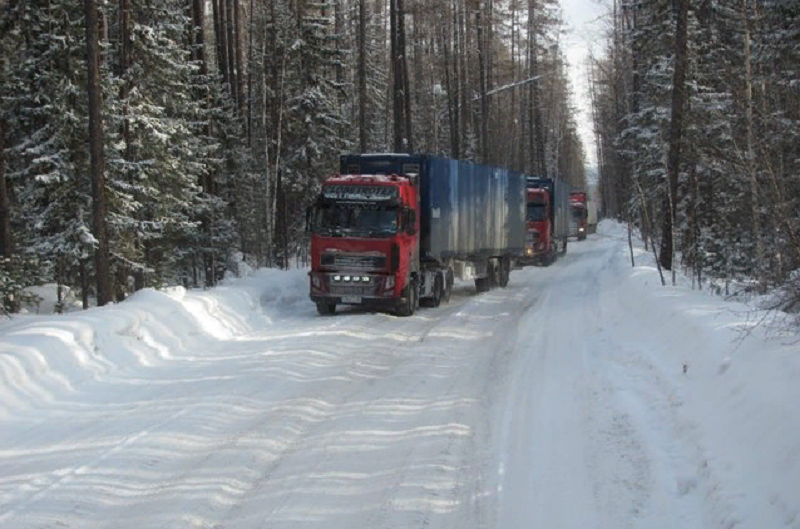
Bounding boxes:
596 220 800 528
0 268 310 419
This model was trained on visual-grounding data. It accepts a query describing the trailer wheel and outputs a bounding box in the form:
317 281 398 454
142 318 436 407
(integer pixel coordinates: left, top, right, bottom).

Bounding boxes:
487 261 499 290
499 258 510 288
316 301 337 316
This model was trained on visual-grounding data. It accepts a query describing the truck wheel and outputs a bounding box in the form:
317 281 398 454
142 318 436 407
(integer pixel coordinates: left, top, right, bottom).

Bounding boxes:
316 301 336 316
443 269 454 304
475 277 489 293
432 273 444 308
397 277 417 317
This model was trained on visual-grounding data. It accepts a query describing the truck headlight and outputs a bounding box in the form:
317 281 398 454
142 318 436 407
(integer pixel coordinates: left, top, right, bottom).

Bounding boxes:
344 275 351 281
579 227 585 232
526 248 534 256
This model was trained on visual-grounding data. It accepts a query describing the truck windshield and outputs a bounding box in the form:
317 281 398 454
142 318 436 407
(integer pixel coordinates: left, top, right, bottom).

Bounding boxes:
527 203 546 222
314 204 398 237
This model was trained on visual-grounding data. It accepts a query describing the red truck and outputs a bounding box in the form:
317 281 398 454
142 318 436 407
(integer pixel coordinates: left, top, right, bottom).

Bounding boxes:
307 154 527 316
569 191 588 241
521 177 570 266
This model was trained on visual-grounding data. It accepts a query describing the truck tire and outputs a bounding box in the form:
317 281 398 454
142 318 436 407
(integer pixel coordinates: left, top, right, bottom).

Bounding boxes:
443 269 454 304
397 277 417 317
475 277 490 293
316 301 336 316
432 273 444 308
487 261 498 290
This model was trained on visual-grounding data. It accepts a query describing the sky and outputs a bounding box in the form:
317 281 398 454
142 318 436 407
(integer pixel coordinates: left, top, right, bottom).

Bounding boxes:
558 0 608 171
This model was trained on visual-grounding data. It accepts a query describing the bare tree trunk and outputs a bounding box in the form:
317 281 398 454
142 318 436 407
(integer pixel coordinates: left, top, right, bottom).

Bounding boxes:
0 118 11 258
477 0 488 164
742 0 763 285
528 0 545 176
80 258 90 309
213 0 229 83
440 7 458 158
451 0 462 158
512 5 521 169
192 0 207 76
226 0 239 106
398 0 413 152
659 0 690 273
391 0 403 151
85 0 112 306
358 0 368 152
247 0 255 143
234 0 246 115
628 219 635 266
334 0 345 88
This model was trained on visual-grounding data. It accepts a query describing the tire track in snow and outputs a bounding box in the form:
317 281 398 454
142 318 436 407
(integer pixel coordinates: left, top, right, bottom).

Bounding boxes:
0 405 193 527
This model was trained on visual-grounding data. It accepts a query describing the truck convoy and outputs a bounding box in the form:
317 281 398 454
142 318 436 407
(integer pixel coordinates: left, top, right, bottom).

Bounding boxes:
569 191 588 240
307 154 527 316
521 176 571 266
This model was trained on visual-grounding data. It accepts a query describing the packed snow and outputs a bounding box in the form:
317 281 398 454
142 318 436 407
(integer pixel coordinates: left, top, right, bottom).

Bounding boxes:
0 221 798 529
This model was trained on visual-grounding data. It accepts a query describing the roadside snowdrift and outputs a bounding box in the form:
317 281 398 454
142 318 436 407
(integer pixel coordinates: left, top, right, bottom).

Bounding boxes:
0 269 309 419
596 220 800 529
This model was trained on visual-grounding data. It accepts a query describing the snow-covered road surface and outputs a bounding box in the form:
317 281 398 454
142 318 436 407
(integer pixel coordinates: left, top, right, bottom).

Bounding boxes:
1 223 798 529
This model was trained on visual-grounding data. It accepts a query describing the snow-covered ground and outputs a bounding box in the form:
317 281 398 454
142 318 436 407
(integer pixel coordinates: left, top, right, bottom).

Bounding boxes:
0 221 798 529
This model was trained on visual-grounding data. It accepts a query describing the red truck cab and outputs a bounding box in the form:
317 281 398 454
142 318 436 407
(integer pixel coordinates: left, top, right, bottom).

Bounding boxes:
308 174 420 316
523 188 556 265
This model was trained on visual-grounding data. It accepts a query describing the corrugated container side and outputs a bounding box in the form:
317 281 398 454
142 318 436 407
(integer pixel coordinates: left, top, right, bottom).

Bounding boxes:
552 179 572 239
422 156 525 262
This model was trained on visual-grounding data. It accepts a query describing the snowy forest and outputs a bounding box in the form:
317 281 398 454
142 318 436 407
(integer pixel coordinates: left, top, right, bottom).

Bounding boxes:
0 0 586 311
589 0 800 309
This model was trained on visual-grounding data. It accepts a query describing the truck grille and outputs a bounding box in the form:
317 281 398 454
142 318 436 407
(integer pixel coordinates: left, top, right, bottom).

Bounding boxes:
322 254 387 269
330 284 380 296
526 232 540 244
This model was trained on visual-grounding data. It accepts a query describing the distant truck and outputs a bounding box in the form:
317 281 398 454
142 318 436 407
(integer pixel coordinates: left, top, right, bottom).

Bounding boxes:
307 154 527 316
569 191 588 240
520 176 571 266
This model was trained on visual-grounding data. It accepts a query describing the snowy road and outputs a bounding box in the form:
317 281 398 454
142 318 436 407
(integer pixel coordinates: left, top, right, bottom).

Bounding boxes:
1 228 798 528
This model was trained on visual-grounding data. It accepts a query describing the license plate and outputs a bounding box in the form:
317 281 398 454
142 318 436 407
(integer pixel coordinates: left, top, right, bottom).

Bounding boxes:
341 296 362 304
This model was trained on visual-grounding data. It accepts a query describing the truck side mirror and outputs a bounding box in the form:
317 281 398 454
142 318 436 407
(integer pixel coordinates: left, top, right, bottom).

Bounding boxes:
406 209 417 235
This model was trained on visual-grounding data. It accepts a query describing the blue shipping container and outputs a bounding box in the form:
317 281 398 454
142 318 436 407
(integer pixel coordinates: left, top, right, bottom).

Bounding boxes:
340 154 527 263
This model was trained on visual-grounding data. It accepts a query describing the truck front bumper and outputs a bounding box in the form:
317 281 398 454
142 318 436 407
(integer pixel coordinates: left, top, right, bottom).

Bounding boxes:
519 247 548 265
309 271 401 307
